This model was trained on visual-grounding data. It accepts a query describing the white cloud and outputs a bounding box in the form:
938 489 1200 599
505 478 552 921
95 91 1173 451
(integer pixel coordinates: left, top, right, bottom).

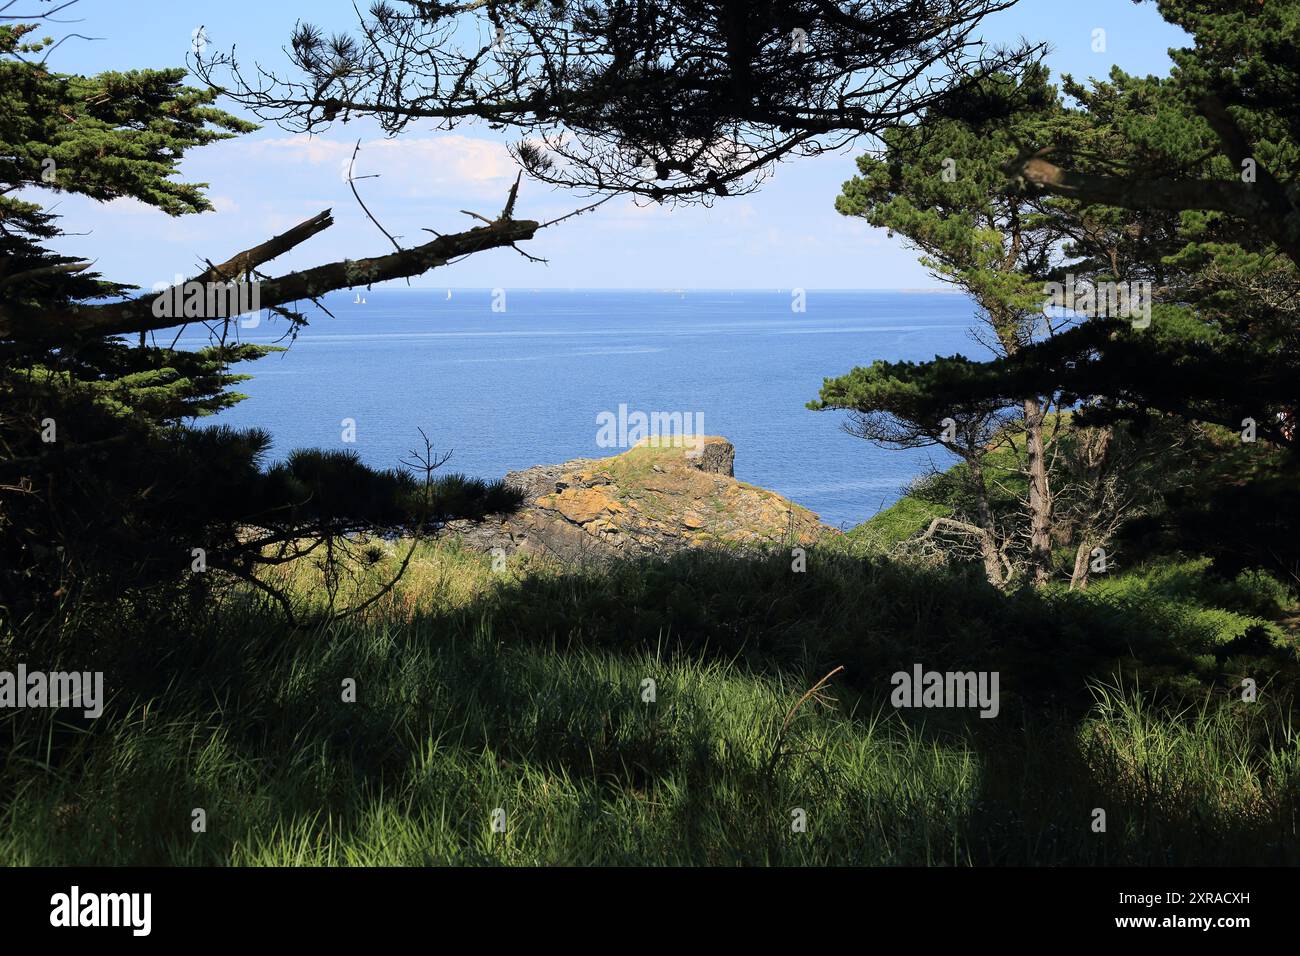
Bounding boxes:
242 134 518 199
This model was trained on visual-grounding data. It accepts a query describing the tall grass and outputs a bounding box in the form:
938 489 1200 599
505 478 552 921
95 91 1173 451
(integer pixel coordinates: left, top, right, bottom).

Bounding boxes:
1 541 1297 865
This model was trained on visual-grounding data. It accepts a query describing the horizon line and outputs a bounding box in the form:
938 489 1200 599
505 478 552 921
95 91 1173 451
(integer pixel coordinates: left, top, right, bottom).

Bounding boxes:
340 286 965 293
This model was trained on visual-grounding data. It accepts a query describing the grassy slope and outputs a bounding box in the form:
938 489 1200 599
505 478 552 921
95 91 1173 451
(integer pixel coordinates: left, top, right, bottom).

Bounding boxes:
3 537 1298 866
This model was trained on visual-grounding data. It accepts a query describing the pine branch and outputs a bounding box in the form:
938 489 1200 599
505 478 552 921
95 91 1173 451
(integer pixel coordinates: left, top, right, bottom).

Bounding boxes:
1007 151 1300 266
1 210 538 343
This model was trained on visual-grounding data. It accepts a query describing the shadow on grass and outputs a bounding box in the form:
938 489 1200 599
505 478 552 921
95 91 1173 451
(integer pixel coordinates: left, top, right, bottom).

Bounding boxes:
2 546 1297 864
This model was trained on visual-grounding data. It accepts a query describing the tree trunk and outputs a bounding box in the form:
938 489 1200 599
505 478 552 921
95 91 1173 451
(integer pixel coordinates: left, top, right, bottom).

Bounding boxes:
966 457 1006 587
1068 425 1115 591
1023 396 1053 585
978 532 1007 588
1069 539 1092 590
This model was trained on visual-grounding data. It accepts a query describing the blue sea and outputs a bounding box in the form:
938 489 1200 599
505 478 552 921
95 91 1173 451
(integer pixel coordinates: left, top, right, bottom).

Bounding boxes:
198 289 981 529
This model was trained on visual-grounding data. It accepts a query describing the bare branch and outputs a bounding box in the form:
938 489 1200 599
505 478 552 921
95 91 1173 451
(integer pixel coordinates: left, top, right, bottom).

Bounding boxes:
1 213 539 343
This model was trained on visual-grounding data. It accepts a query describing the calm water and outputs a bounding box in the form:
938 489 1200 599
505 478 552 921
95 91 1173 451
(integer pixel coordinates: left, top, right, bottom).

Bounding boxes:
197 289 981 529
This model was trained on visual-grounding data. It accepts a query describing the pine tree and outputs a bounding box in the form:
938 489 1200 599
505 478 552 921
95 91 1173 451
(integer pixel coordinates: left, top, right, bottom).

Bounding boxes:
0 22 523 630
814 2 1300 583
197 0 1037 205
1012 0 1300 266
993 0 1300 445
823 66 1070 584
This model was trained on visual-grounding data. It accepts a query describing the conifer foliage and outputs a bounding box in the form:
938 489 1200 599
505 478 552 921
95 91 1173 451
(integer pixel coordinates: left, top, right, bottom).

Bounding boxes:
0 21 522 632
813 2 1300 585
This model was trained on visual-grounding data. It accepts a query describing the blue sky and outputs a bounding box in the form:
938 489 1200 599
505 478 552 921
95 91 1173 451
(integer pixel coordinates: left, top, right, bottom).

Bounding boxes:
37 0 1190 289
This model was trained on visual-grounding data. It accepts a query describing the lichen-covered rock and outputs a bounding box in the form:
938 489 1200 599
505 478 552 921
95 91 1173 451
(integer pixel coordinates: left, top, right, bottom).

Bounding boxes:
441 437 836 562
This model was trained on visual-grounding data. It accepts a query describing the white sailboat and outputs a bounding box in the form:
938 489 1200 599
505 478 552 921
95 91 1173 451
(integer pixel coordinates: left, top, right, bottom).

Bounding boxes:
446 288 453 300
354 292 361 304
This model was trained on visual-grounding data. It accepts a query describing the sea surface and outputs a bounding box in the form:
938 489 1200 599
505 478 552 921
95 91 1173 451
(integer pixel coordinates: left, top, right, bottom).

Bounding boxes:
197 289 985 529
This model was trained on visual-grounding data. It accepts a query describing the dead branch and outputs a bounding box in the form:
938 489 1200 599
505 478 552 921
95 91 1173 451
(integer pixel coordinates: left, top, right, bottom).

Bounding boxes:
1 209 538 343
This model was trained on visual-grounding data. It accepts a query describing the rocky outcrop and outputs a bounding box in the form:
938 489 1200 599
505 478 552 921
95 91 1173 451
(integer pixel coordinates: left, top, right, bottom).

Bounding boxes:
442 437 834 562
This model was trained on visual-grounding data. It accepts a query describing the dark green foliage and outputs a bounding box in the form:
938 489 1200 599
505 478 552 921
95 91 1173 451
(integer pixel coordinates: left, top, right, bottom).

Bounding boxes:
0 371 524 630
0 23 256 315
0 21 521 628
816 5 1300 586
1001 1 1300 430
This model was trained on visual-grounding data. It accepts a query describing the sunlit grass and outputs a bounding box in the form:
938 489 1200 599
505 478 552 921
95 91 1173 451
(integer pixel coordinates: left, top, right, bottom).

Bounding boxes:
2 541 1297 865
